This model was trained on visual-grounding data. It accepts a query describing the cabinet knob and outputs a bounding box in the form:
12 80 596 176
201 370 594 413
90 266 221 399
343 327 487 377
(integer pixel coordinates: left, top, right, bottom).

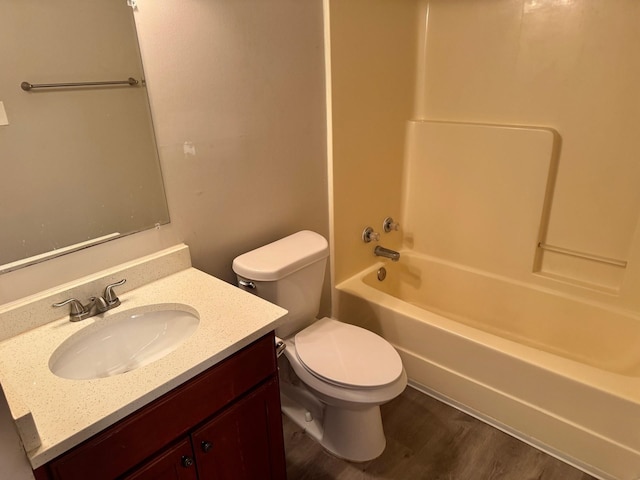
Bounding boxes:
181 455 195 468
201 440 213 453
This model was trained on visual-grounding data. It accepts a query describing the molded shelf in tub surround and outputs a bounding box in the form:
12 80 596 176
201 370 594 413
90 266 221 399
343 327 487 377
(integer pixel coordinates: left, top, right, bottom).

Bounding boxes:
0 254 287 469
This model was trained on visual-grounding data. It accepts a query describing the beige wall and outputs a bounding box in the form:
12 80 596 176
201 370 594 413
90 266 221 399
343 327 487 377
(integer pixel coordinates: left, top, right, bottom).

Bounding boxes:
330 0 640 311
328 0 419 284
0 0 329 310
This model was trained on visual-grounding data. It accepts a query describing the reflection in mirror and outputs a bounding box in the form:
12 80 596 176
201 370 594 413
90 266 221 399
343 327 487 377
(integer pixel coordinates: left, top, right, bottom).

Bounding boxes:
0 0 169 272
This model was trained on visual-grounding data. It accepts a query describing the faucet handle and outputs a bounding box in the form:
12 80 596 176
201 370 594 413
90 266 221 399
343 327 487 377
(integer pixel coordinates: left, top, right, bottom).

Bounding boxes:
52 298 88 320
383 217 400 233
362 226 380 243
104 279 126 307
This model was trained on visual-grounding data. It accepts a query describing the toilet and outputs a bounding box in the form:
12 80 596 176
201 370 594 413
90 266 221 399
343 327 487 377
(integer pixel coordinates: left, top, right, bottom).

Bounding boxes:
232 230 407 462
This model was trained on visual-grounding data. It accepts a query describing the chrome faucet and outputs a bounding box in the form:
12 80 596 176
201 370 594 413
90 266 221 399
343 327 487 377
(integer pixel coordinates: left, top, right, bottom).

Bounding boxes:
87 295 110 315
374 246 400 262
53 279 126 321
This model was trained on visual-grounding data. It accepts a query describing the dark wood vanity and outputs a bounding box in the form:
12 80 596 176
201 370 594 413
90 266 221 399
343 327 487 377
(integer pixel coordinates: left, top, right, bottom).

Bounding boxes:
32 333 286 480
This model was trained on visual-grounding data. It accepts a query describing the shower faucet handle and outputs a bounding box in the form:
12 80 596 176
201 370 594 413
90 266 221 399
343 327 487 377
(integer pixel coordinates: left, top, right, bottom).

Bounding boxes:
383 217 400 233
362 226 380 243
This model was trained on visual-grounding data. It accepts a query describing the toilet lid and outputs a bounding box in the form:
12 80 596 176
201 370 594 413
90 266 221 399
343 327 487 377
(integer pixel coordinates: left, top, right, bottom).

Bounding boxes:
294 318 403 388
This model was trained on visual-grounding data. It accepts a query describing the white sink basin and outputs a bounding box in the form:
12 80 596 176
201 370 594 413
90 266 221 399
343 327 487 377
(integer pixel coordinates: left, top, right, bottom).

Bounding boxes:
49 305 199 380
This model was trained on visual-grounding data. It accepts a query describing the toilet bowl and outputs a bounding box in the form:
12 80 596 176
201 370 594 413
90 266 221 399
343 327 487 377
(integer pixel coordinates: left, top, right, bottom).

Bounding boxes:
281 317 407 461
232 231 407 461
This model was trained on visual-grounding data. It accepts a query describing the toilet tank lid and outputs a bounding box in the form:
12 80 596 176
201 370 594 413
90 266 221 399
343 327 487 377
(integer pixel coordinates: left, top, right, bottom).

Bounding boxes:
232 230 329 281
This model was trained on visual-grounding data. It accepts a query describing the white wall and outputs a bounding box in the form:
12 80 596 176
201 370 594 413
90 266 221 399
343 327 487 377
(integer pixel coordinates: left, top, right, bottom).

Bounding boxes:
0 0 329 307
0 1 328 474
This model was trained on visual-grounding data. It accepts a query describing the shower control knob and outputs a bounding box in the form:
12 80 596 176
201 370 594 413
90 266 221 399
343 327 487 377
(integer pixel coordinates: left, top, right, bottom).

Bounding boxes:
383 217 400 233
362 227 380 243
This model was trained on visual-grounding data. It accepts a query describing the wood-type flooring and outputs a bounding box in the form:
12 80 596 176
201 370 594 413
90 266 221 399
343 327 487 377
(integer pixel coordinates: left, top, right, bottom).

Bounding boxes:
284 386 597 480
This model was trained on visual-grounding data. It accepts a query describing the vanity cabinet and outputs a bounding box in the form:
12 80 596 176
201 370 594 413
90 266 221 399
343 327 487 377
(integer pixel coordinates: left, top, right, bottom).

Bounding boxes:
33 333 286 480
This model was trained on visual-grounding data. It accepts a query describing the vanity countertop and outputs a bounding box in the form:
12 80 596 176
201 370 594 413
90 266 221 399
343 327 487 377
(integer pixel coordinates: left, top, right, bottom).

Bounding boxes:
0 266 287 469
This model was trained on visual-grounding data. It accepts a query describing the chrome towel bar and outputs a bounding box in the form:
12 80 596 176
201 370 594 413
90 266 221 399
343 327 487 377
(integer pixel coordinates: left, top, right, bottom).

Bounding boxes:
21 77 139 91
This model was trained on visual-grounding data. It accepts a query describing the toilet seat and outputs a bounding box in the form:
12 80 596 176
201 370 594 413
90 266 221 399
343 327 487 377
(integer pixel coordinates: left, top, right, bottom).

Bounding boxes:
294 318 403 389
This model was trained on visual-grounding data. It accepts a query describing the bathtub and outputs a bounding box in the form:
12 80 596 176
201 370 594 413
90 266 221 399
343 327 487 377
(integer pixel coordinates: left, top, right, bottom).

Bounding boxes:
335 251 640 480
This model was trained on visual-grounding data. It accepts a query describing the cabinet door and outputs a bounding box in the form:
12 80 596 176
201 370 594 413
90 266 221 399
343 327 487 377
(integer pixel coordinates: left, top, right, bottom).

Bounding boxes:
192 378 286 480
122 437 198 480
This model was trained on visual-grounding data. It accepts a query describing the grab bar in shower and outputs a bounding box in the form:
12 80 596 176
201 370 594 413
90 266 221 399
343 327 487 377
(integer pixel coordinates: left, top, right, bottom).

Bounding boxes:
538 242 627 268
20 77 139 91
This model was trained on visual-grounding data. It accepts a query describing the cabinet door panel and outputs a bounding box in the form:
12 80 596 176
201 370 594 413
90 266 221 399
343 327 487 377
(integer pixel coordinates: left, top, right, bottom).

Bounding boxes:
122 437 197 480
192 378 286 480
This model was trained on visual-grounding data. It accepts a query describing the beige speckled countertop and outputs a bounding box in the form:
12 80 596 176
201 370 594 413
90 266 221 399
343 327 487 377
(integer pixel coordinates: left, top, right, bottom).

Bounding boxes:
0 252 287 469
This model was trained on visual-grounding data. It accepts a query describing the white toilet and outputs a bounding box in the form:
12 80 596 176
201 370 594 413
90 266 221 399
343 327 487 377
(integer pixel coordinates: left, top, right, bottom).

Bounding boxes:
232 230 407 462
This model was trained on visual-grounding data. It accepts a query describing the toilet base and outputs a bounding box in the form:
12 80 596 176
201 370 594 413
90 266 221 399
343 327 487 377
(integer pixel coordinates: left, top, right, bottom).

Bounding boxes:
280 386 386 462
320 403 386 462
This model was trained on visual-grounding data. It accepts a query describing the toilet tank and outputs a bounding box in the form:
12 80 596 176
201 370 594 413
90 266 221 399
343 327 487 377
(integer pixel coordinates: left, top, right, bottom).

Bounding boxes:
232 231 329 338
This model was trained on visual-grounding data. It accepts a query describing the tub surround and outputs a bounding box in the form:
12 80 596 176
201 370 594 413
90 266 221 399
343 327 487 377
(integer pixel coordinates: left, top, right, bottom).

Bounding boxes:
403 121 556 282
0 244 287 470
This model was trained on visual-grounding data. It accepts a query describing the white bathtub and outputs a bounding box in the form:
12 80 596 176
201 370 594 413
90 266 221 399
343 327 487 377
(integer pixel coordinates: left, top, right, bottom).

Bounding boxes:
336 251 640 480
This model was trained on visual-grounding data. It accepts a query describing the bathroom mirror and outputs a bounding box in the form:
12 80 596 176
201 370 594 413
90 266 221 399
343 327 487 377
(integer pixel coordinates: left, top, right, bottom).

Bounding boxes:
0 1 169 272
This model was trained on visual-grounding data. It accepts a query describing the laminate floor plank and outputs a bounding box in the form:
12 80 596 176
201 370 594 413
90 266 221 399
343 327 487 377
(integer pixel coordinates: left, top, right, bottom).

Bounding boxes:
284 387 596 480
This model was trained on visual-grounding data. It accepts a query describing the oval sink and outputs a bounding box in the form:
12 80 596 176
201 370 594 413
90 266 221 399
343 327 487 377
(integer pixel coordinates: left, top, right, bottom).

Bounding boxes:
49 305 199 380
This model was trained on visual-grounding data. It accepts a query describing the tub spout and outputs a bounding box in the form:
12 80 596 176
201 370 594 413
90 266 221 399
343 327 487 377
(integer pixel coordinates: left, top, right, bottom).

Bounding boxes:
374 246 400 262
